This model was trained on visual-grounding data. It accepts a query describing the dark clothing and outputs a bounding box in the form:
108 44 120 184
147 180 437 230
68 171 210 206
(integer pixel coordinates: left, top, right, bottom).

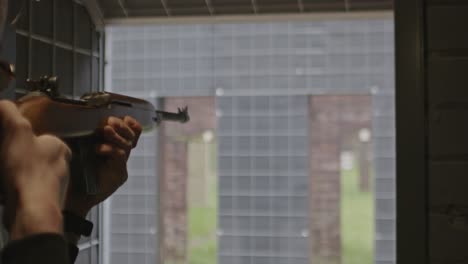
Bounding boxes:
1 233 75 264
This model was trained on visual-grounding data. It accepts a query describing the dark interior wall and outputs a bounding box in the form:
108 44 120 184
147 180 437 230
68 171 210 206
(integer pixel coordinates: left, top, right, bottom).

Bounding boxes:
426 1 468 263
396 0 468 263
14 0 102 98
0 25 16 100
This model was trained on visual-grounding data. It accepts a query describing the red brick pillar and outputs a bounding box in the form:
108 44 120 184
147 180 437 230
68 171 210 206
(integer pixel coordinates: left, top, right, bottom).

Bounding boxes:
158 97 216 264
359 141 371 192
309 96 341 264
160 139 188 264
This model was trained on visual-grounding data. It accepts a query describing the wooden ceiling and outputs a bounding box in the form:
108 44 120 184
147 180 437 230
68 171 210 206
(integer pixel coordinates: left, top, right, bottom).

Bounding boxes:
96 0 393 18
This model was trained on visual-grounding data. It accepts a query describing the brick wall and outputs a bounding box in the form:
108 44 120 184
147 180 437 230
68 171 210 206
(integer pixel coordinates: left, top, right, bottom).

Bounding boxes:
159 97 216 264
309 95 371 263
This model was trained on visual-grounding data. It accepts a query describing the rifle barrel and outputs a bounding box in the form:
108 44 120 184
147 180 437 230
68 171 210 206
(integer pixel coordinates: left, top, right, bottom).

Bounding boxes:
154 107 190 124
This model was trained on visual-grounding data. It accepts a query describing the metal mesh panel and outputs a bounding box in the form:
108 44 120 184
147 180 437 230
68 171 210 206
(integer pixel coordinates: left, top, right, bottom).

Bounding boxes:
217 95 309 264
107 19 393 97
105 29 159 264
15 0 102 98
107 17 395 264
104 95 159 264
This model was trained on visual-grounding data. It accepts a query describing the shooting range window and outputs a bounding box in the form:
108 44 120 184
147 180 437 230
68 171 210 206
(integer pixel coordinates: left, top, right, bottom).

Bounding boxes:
106 16 395 264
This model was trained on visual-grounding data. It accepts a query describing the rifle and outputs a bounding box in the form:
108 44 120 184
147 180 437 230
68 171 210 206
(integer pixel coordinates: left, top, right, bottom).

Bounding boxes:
17 76 189 195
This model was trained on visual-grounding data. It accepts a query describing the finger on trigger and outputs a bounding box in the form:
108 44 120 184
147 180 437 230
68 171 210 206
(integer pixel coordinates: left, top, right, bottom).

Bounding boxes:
103 125 132 150
97 143 127 161
125 116 142 134
111 118 135 143
123 116 142 148
96 143 114 156
101 117 122 135
113 148 127 159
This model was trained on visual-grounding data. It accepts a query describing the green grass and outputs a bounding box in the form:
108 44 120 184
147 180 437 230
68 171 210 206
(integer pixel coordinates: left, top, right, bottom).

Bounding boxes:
186 138 373 264
187 141 218 264
188 206 217 264
341 167 374 264
188 199 217 264
189 207 217 238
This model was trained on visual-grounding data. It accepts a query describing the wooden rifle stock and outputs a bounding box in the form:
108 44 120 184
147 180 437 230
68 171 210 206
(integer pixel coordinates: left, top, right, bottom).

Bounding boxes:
16 89 189 195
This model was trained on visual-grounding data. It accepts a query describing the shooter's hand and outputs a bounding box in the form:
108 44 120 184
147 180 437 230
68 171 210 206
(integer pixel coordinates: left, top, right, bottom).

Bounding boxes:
64 116 142 218
0 101 71 240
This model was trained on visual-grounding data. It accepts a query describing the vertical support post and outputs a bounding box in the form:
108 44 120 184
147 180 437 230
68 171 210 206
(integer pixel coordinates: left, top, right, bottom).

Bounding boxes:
395 0 428 262
309 95 341 264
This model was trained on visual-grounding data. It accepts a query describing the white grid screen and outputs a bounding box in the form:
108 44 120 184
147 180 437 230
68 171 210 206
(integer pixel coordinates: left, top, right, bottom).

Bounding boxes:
106 16 395 264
